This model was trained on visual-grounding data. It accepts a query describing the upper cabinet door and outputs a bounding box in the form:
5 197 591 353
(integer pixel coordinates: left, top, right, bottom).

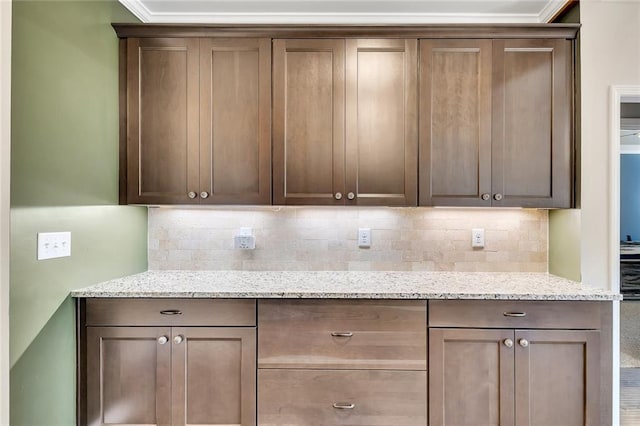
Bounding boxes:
346 39 418 206
199 38 271 205
419 39 492 207
127 38 200 204
492 39 572 208
273 39 346 205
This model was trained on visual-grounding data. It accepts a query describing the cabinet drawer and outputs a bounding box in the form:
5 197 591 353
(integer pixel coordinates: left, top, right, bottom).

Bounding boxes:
86 298 256 326
258 300 427 370
428 300 601 329
258 369 427 426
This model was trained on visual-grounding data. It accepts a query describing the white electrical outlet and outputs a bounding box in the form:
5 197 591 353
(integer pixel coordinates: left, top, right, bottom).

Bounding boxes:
471 228 485 248
358 228 372 248
37 232 71 260
234 227 256 250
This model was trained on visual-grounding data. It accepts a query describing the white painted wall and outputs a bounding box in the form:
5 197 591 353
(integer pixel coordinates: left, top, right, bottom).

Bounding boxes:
580 3 640 424
580 1 640 290
0 0 10 424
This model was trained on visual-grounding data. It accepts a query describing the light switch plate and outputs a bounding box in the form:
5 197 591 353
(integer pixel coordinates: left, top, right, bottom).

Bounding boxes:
37 232 71 260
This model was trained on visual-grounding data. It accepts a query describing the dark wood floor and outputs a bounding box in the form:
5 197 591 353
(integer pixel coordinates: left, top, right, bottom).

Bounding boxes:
622 368 640 425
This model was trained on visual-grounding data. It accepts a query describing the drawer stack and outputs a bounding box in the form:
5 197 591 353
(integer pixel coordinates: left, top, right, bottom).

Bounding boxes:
257 299 428 425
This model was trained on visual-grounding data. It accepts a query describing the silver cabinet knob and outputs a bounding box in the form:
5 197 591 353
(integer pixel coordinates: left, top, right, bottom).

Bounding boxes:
481 193 490 201
494 193 503 201
200 192 209 199
335 192 343 200
174 335 184 345
188 192 197 199
158 336 168 345
503 338 514 348
519 338 529 348
332 403 355 410
347 192 355 200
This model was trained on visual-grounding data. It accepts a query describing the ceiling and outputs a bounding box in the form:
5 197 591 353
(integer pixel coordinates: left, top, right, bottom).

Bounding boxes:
119 0 573 24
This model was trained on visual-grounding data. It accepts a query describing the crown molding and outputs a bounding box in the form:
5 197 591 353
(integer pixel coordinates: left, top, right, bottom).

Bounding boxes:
119 0 574 25
539 0 572 23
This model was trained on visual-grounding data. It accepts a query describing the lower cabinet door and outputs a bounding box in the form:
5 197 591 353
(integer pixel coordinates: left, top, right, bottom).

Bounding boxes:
429 328 515 426
258 369 427 425
514 329 600 426
171 327 257 426
86 326 172 426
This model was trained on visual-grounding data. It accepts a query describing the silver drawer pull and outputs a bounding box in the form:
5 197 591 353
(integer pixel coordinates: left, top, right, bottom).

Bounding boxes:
160 309 182 316
333 403 355 410
503 312 526 317
331 332 354 337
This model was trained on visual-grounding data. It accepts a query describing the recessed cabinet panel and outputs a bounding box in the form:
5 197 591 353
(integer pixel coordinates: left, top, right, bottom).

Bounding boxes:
346 39 417 206
87 327 172 426
200 38 271 204
273 39 346 204
419 40 492 206
172 327 256 426
429 328 515 426
492 39 572 207
127 38 200 204
515 330 600 426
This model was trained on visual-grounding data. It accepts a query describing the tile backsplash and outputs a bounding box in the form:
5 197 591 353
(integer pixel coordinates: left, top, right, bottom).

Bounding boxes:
148 207 548 272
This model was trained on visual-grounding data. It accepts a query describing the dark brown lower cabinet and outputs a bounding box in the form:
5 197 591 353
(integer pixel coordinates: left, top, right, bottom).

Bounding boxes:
86 326 256 426
429 328 600 426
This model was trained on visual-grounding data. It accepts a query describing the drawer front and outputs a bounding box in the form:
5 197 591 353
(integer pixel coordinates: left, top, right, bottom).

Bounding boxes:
258 300 427 370
258 369 427 426
86 298 256 326
428 300 601 329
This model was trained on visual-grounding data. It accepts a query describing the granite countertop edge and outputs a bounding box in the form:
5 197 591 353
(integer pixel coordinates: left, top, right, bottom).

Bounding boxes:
69 270 622 301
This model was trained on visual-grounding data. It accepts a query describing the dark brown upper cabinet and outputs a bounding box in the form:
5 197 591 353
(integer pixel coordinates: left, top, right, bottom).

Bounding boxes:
127 38 200 205
125 38 271 205
420 38 573 208
492 39 572 208
116 25 578 207
419 39 493 207
272 39 346 205
273 38 418 206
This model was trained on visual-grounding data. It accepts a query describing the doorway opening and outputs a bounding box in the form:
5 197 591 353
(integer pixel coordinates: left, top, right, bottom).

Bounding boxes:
615 89 640 425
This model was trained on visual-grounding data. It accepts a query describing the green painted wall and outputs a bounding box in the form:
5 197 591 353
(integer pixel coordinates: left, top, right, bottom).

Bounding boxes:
10 1 146 425
549 209 581 282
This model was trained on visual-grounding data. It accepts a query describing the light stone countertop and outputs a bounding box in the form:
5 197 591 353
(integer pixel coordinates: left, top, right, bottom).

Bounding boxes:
70 270 621 301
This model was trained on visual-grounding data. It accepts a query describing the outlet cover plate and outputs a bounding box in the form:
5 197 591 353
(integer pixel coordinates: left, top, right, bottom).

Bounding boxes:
358 228 372 248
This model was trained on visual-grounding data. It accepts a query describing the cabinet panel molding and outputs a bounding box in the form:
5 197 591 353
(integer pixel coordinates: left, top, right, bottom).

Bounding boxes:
272 39 346 205
429 328 515 426
199 38 271 204
514 329 600 426
171 327 256 426
419 39 492 206
346 39 418 206
127 37 200 204
86 327 172 426
492 38 572 207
